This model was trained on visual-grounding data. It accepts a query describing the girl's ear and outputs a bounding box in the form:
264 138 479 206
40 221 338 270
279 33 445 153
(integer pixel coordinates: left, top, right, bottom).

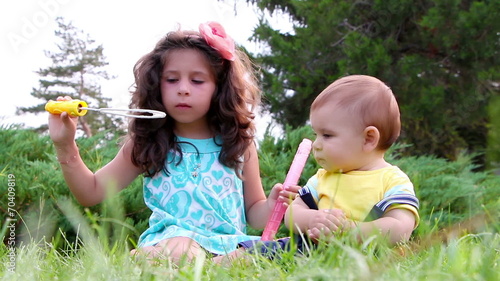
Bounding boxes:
363 126 380 152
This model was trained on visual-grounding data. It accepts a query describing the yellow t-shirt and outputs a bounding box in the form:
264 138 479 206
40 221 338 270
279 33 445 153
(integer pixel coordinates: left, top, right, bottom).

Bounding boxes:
305 166 419 227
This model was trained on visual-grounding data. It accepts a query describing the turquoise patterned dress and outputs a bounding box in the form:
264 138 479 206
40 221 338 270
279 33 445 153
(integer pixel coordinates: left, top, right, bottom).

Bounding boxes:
138 136 260 255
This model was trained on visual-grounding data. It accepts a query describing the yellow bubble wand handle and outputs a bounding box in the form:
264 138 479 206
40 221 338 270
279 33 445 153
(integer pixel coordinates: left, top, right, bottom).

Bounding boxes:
45 100 88 117
45 100 166 119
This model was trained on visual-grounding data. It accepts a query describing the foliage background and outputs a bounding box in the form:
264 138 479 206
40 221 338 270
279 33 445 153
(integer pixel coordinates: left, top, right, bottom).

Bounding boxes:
1 1 499 278
246 0 500 167
16 18 124 138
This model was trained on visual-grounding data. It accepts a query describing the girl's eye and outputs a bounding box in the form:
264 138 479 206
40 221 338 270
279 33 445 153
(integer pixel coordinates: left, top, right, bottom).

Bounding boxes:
165 78 178 83
192 79 204 84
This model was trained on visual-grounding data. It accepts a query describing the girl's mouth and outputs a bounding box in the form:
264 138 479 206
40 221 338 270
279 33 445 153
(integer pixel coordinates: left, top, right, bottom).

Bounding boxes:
176 103 191 108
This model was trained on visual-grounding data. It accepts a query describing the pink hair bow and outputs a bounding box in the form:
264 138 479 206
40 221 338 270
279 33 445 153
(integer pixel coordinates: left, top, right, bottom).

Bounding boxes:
199 21 236 61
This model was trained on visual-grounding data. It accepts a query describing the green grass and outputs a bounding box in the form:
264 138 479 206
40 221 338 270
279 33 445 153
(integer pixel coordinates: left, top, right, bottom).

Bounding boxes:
1 229 498 280
1 197 498 281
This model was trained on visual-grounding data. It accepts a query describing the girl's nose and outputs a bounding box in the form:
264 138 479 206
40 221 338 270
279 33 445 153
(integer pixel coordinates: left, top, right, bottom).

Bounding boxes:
178 80 190 96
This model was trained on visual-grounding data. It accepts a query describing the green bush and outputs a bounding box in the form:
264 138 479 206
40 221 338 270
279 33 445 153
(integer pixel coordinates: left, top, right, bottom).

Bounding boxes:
0 125 149 248
487 95 500 172
258 125 318 192
391 151 500 236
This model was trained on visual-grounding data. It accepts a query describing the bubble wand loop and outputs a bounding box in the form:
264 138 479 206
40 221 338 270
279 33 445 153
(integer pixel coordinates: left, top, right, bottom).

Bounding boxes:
45 100 166 119
261 138 312 241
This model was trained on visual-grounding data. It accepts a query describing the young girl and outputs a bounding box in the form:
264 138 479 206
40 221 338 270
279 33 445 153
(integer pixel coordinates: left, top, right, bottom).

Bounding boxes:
48 22 298 263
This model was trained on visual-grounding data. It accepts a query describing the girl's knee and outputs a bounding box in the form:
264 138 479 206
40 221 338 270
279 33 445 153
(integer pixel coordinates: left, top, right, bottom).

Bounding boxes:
154 237 204 262
163 237 203 259
131 237 206 264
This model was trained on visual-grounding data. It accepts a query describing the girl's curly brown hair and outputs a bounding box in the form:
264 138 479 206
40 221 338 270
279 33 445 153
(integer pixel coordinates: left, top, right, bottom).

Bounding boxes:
128 28 261 178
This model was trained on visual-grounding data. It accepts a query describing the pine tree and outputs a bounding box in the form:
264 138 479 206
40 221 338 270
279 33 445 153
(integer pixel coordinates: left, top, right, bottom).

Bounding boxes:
487 96 500 172
18 17 123 137
246 0 500 163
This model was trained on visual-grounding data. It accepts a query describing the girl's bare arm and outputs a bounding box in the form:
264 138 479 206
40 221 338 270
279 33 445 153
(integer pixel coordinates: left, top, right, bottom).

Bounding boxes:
240 142 268 229
49 110 141 206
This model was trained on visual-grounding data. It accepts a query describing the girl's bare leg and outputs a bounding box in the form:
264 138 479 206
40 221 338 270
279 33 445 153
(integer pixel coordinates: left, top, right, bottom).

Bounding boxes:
131 237 205 264
212 247 248 265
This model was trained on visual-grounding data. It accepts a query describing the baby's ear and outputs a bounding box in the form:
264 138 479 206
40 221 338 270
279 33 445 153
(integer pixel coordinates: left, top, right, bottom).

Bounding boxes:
363 126 380 152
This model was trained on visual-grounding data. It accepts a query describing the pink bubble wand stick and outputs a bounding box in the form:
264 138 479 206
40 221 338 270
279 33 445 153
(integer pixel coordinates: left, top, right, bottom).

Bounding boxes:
261 138 312 241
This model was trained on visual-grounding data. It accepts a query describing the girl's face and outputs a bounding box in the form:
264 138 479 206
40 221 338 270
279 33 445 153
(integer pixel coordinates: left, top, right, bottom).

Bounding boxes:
161 49 216 137
310 103 367 173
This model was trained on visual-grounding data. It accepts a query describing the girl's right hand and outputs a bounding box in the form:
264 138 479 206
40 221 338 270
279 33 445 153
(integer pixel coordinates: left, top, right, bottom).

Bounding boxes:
48 96 79 146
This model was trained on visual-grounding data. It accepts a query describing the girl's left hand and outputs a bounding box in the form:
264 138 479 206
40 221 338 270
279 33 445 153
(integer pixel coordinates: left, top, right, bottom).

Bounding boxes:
267 183 301 208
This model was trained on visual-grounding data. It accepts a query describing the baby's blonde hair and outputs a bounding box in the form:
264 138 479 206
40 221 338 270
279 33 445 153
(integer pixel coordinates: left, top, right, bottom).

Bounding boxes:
311 75 401 151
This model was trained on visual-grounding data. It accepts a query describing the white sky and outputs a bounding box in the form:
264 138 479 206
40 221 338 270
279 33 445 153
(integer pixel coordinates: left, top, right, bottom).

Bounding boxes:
1 0 290 137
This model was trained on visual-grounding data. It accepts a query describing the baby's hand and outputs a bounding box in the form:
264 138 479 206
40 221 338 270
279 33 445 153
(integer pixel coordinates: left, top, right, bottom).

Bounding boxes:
307 209 347 241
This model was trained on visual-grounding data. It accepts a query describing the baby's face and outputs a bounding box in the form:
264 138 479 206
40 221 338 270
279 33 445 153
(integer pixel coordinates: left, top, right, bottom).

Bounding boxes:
310 104 367 173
